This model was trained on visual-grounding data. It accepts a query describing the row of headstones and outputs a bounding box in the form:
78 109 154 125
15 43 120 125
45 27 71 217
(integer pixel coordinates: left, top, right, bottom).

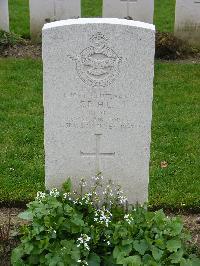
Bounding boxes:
0 0 200 45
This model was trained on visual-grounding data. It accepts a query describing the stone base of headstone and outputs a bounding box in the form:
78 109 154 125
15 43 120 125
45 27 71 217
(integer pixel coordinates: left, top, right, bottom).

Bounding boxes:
0 0 9 32
175 0 200 47
103 0 154 24
30 0 81 42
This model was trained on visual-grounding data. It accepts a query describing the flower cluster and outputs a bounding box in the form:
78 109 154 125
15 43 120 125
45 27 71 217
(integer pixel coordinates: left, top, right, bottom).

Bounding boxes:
63 192 72 201
79 178 87 187
94 206 112 227
49 188 60 197
79 193 93 205
103 184 113 197
92 175 104 182
124 214 134 225
77 260 88 265
36 191 46 201
116 189 127 204
77 234 91 251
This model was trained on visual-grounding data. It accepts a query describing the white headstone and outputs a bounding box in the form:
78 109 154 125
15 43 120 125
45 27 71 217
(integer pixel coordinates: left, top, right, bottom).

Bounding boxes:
175 0 200 46
0 0 9 32
103 0 154 24
29 0 81 41
43 18 155 204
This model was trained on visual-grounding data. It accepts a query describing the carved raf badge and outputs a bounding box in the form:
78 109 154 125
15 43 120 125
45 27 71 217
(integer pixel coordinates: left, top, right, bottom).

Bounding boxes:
68 32 122 87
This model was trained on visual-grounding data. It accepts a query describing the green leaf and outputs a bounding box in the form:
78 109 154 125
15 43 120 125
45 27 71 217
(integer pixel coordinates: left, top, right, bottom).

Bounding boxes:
24 243 34 254
143 254 158 265
118 255 142 266
169 248 184 263
113 244 132 262
180 258 192 266
122 239 133 246
151 247 163 261
18 210 33 221
11 247 26 266
133 240 149 255
191 257 200 266
166 239 182 252
62 178 72 192
170 219 183 236
88 253 101 266
103 255 117 266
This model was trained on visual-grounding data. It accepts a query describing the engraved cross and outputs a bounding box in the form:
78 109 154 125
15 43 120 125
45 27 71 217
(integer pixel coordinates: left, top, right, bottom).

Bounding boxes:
120 0 137 17
80 134 115 173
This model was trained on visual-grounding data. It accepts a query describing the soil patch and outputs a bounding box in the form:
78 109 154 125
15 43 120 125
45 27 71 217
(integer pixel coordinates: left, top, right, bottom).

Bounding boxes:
155 32 199 60
0 40 41 59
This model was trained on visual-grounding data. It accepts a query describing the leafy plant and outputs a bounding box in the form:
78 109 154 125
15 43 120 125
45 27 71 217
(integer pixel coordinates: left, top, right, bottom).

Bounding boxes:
11 176 200 265
0 30 22 52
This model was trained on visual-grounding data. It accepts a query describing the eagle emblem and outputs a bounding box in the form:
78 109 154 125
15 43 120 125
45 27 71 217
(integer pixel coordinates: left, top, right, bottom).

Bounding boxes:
68 32 122 87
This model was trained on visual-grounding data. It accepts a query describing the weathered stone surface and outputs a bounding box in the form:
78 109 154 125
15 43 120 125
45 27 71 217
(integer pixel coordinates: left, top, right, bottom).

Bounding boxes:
175 0 200 46
43 18 155 204
0 0 9 32
103 0 154 24
29 0 80 42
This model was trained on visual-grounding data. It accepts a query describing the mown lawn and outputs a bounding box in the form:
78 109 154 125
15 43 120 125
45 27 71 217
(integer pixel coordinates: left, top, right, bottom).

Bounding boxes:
8 0 175 38
0 59 199 209
9 0 30 38
0 59 44 202
150 62 200 210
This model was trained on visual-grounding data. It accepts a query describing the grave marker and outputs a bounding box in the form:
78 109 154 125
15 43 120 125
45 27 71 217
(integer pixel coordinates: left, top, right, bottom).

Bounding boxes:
0 0 9 32
103 0 154 24
42 18 155 204
29 0 81 41
175 0 200 46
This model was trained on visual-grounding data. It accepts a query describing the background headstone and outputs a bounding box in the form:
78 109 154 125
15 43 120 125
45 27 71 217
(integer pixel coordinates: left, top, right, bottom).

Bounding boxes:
103 0 154 24
175 0 200 46
43 18 155 204
0 0 9 32
29 0 81 41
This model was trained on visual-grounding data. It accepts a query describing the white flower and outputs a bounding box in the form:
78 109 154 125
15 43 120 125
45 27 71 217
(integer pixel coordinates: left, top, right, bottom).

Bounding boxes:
36 191 46 200
49 188 59 197
118 195 127 204
107 241 111 246
77 234 91 251
124 214 134 224
117 189 124 195
80 178 87 187
77 260 88 266
94 207 112 227
63 192 70 199
91 175 103 181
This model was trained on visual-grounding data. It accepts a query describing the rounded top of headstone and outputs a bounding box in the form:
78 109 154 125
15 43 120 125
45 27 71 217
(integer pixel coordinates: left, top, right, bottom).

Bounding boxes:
42 18 155 32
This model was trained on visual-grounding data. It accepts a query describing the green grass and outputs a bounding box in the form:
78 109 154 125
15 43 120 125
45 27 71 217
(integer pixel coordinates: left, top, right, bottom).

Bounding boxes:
9 0 30 38
0 59 44 203
8 0 175 38
0 59 200 209
82 0 102 17
154 0 176 32
150 63 200 210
